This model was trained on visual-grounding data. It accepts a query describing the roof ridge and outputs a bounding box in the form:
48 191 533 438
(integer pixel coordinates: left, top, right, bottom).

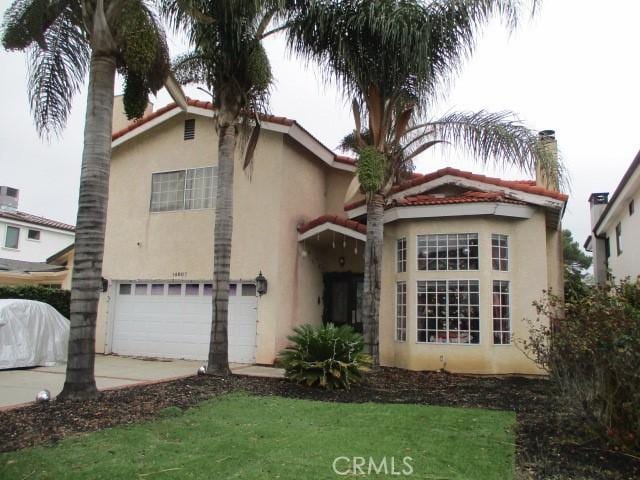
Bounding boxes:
0 210 75 232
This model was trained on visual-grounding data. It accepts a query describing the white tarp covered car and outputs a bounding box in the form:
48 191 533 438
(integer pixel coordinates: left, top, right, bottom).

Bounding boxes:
0 299 70 369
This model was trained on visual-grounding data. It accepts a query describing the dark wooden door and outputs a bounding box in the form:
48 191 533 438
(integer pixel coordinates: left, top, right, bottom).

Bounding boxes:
323 272 364 333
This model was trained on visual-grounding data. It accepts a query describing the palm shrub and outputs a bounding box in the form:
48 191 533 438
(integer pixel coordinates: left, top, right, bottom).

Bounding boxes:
278 324 371 390
524 281 640 453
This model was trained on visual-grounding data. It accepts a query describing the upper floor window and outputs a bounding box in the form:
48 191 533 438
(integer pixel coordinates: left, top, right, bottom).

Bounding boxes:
629 199 635 216
616 222 622 256
27 229 41 241
4 225 19 249
396 238 407 273
417 233 478 271
150 166 217 212
491 234 508 271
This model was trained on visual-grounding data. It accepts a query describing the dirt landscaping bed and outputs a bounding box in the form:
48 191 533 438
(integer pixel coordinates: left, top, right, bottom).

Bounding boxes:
1 368 638 479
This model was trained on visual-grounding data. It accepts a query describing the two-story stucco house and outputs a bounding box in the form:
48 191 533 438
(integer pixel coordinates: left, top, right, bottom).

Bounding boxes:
0 187 75 288
95 98 566 375
586 150 640 284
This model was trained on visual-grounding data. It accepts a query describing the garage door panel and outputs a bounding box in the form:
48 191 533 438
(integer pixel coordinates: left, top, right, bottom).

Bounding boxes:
111 282 257 363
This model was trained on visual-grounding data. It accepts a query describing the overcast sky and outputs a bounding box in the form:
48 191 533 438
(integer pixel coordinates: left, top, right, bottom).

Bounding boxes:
2 0 639 248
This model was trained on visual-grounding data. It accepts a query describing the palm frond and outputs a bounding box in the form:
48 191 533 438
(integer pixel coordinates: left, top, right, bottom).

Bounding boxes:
1 0 70 50
425 110 567 189
26 10 89 137
172 51 210 86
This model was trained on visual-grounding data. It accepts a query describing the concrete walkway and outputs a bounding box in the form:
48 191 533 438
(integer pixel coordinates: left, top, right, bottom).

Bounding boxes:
0 355 284 409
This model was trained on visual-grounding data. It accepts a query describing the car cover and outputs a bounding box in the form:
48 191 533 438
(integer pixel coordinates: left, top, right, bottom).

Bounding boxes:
0 299 70 369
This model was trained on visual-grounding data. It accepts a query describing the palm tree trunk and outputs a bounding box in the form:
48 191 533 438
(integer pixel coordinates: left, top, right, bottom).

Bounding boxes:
362 193 384 366
207 121 236 376
59 54 116 400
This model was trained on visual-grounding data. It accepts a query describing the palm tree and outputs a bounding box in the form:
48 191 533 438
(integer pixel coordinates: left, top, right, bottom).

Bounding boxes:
160 0 280 375
2 0 170 399
287 0 560 365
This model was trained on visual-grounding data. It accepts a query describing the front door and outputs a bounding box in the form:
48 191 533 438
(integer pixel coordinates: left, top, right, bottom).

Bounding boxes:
323 273 364 333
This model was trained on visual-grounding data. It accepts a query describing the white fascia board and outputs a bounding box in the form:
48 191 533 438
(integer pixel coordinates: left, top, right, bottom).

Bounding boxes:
298 223 366 242
288 124 356 172
595 168 640 235
390 175 564 210
346 205 367 219
112 108 184 148
383 203 536 223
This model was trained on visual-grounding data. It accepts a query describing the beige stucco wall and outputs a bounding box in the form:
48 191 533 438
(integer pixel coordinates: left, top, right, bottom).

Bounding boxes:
99 113 353 363
379 212 553 375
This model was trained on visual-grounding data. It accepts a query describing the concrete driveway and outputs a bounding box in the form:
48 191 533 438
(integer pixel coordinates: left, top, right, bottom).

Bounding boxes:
0 355 283 409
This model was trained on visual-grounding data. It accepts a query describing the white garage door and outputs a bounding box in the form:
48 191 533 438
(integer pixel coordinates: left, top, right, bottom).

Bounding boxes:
110 281 257 363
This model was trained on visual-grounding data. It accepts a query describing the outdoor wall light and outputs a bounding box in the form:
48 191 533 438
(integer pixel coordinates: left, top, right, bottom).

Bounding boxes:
339 256 346 267
255 271 268 296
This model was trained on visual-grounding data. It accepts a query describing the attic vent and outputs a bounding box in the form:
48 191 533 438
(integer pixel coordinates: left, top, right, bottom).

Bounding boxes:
184 119 196 140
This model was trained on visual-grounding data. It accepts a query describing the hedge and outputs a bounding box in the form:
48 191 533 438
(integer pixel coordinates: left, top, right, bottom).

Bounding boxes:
0 285 70 318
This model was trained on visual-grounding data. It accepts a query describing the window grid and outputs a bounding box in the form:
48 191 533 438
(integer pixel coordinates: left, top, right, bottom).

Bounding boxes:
4 225 19 249
396 282 407 341
491 234 509 271
150 167 217 212
492 281 511 344
396 238 407 273
417 234 479 271
417 280 480 344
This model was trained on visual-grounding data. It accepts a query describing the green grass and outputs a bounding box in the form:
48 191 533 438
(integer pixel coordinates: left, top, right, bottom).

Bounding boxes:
1 393 516 479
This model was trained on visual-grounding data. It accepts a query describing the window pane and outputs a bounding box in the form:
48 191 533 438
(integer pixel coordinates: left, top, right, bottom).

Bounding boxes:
492 281 510 344
242 284 257 296
491 234 509 271
27 229 40 240
151 284 165 295
229 283 237 296
203 284 213 296
418 234 478 271
4 226 19 249
134 284 148 295
396 282 407 341
119 284 131 295
168 284 182 296
150 171 185 212
185 166 217 210
185 284 200 296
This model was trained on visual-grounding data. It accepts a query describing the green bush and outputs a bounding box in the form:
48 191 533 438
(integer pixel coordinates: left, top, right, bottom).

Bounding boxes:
0 285 70 318
278 323 371 390
524 281 640 453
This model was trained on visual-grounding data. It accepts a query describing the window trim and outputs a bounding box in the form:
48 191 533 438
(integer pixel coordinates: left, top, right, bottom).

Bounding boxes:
416 278 481 346
416 233 480 272
491 234 509 272
492 280 512 346
3 225 20 250
149 166 217 213
395 281 407 342
396 237 407 273
27 229 41 241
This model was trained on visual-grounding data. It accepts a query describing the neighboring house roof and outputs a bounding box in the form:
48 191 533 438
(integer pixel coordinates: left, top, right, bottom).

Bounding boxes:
111 98 357 172
391 191 527 207
0 210 75 232
0 258 65 273
47 243 74 264
593 148 640 235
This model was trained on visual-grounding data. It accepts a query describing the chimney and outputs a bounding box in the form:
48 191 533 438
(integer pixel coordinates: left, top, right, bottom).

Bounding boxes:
0 186 19 211
536 130 559 191
112 95 154 134
588 192 609 285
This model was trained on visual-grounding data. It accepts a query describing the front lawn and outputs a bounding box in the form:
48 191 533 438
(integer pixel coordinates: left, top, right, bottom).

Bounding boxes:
1 393 515 479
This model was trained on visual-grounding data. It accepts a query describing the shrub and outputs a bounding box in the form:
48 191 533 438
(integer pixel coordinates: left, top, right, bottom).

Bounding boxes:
0 285 71 318
524 281 640 453
278 323 371 390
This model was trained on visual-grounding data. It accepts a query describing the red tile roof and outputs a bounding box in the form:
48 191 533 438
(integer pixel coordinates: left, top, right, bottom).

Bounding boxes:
113 98 296 140
335 155 357 166
390 167 568 201
298 215 366 235
392 191 527 207
0 210 75 232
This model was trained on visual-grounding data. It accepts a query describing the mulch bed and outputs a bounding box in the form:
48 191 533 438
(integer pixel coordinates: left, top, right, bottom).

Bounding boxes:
1 368 638 479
